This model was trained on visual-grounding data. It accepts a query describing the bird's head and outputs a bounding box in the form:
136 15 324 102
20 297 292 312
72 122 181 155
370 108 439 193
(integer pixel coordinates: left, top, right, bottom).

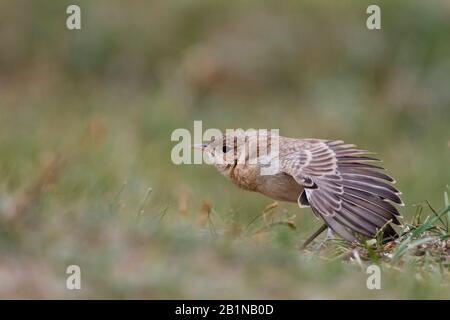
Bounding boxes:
193 130 278 178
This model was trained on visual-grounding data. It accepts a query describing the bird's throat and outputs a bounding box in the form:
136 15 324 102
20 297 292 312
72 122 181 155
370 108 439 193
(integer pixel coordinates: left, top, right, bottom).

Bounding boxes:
229 164 259 191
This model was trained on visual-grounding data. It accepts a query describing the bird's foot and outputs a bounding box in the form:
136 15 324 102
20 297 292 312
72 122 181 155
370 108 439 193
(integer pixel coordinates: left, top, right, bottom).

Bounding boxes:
311 228 335 251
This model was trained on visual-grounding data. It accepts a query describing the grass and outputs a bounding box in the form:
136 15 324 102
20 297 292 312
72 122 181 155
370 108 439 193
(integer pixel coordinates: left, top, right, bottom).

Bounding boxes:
0 136 449 298
1 0 450 299
0 80 449 300
313 199 450 271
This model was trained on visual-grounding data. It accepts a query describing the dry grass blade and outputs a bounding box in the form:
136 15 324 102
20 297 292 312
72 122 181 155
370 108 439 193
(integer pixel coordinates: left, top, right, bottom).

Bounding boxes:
4 153 64 220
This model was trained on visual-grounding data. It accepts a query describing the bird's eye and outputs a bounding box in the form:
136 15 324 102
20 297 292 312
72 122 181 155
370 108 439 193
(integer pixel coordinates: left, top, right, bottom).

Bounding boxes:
222 145 232 153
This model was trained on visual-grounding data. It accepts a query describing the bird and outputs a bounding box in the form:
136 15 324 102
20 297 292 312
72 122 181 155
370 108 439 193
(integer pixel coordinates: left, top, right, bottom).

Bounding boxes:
193 130 403 248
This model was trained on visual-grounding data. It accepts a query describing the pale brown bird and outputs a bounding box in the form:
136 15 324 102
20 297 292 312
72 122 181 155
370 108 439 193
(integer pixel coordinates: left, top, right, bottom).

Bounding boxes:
194 131 403 248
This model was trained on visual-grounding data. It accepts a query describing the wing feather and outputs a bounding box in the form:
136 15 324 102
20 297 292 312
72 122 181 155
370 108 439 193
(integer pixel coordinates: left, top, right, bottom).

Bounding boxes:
281 139 402 242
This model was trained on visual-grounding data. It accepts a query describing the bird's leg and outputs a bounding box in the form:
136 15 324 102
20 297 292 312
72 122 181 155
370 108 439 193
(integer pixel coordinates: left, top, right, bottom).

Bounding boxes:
326 227 334 240
300 223 328 250
312 227 335 250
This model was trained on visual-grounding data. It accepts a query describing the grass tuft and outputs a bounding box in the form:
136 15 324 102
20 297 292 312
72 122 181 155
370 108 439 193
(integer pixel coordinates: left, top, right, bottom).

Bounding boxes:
305 194 450 280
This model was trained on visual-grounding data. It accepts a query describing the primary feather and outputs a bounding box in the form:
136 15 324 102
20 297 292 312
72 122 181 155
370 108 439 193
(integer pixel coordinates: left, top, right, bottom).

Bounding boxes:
280 139 402 242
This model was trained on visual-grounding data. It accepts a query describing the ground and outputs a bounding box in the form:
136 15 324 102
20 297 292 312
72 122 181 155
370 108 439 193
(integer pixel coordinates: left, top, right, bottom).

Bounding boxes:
0 0 450 298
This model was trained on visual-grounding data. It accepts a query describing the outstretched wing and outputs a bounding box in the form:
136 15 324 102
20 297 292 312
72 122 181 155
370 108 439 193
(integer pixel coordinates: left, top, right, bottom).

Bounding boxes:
281 139 402 242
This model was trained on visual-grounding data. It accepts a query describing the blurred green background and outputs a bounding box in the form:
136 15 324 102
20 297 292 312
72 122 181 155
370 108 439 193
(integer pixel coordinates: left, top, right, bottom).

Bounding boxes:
0 0 449 298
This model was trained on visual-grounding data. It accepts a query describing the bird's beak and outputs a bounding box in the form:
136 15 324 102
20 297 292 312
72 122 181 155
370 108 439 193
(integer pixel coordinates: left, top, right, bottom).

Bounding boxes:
192 144 207 150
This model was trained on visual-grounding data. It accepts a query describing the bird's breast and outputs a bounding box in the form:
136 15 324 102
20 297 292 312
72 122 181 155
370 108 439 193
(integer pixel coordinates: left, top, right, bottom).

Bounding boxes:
228 164 303 203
